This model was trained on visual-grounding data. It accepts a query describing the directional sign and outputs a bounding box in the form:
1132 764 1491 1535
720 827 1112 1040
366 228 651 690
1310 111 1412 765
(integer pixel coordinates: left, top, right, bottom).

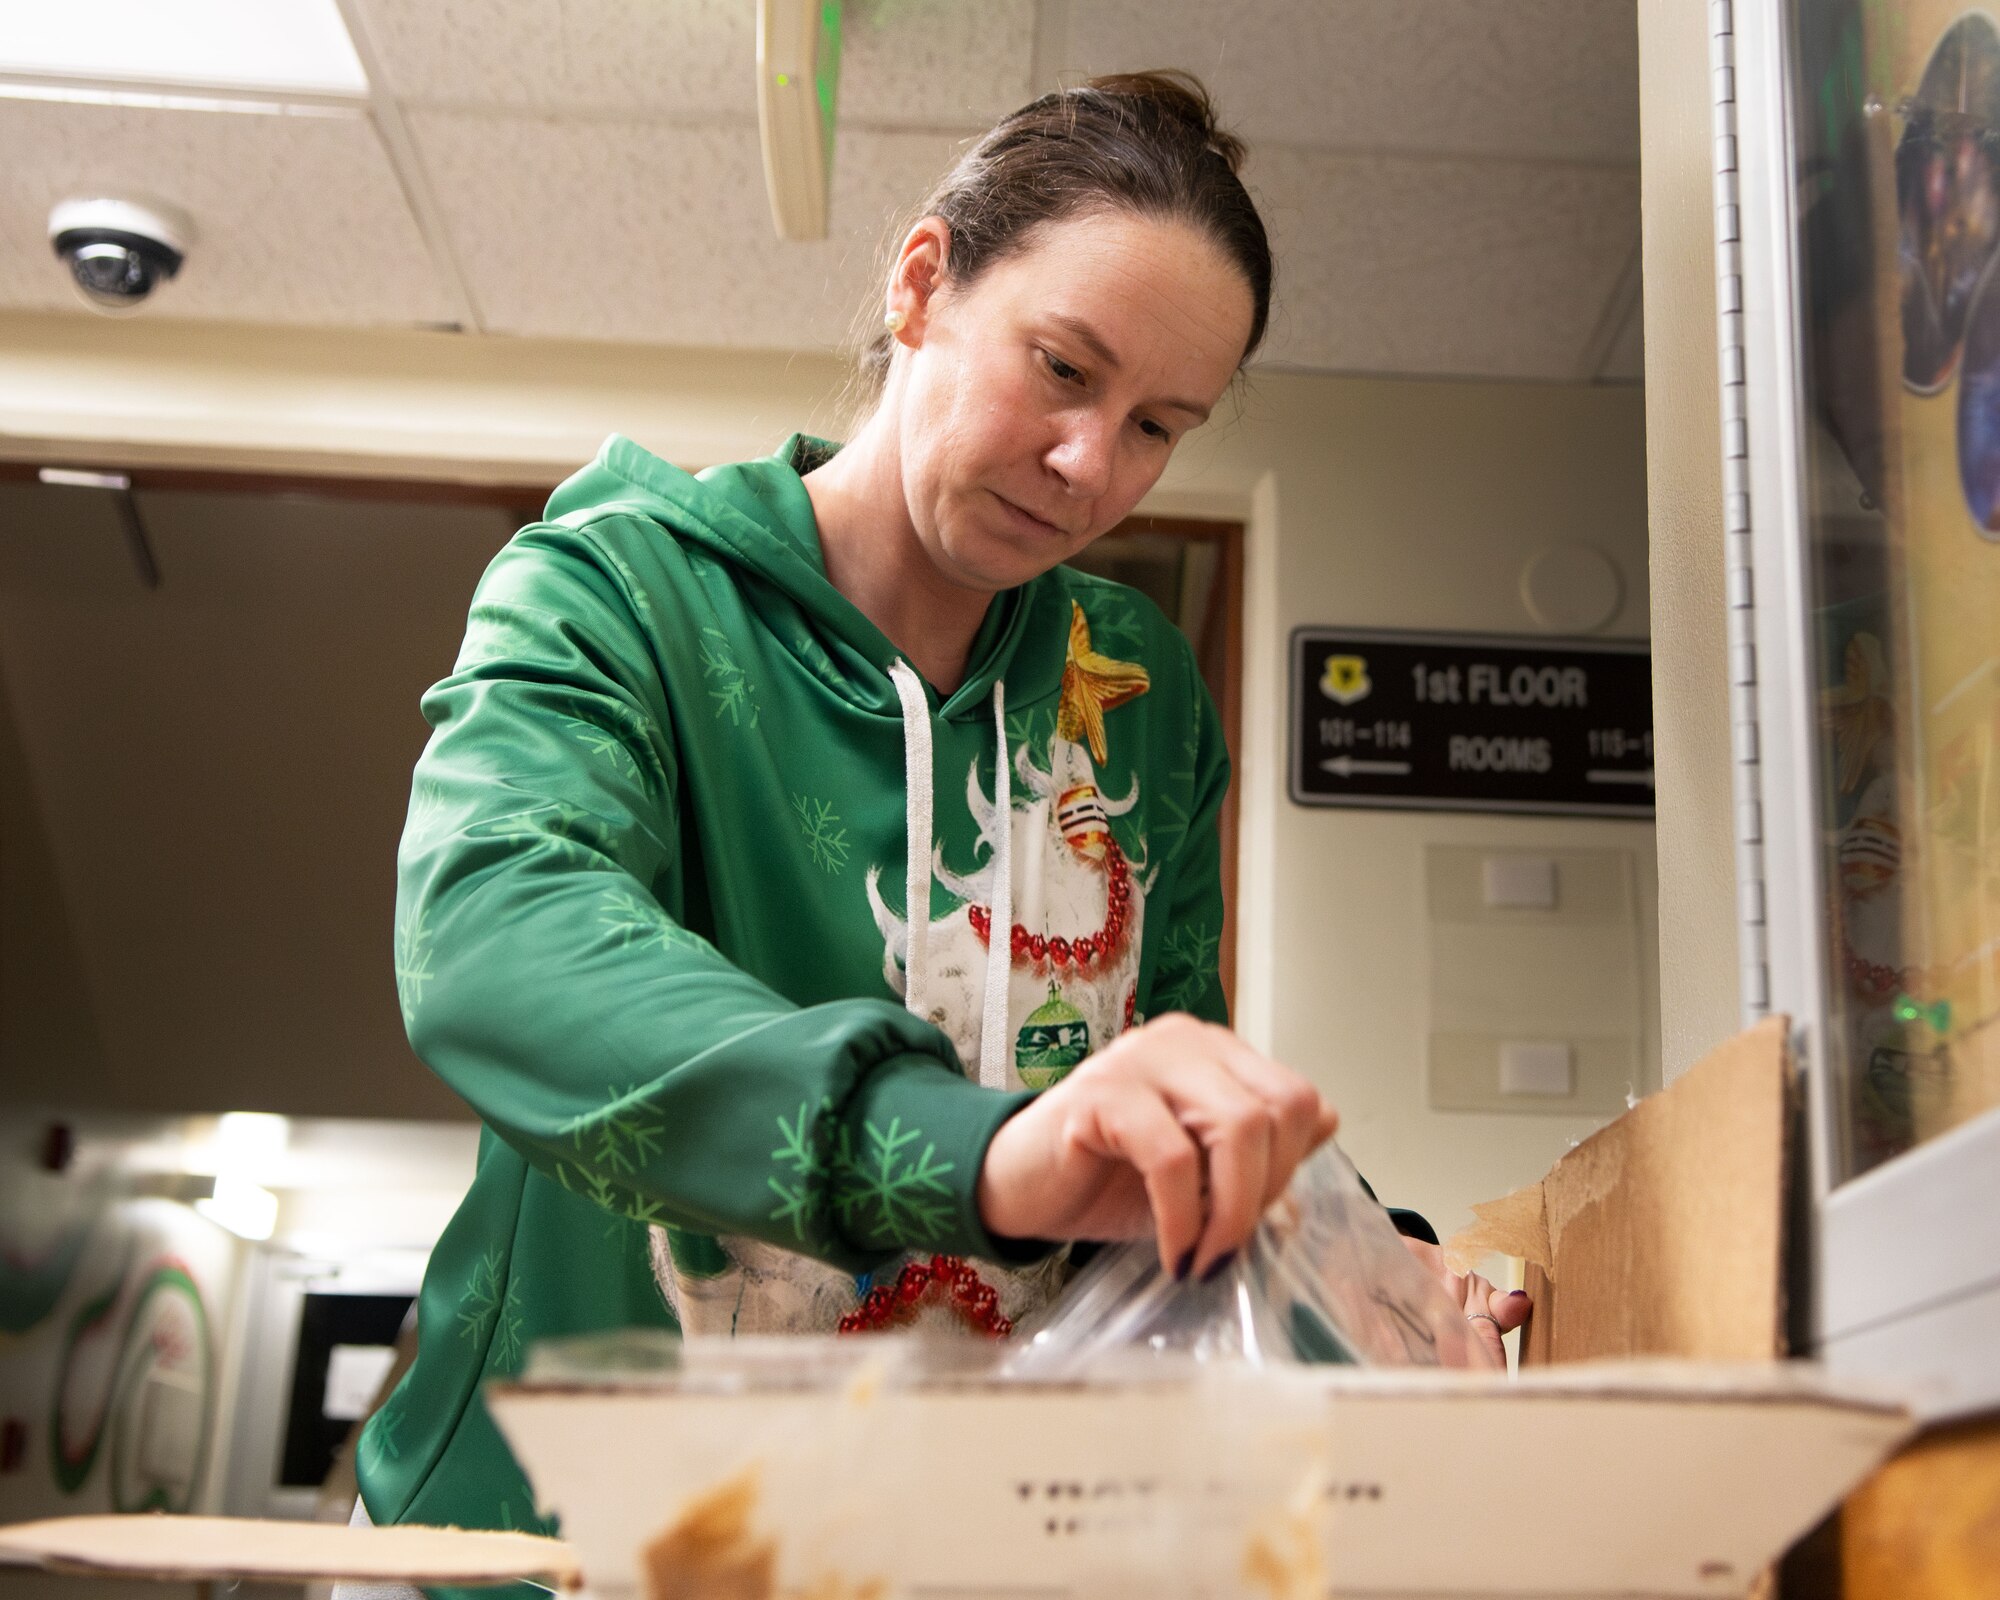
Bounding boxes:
1290 628 1654 817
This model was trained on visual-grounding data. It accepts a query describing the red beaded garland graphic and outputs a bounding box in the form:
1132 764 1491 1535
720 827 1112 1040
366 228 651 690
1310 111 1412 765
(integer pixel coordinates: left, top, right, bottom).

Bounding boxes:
965 836 1132 975
837 1254 1012 1338
1843 941 1908 1004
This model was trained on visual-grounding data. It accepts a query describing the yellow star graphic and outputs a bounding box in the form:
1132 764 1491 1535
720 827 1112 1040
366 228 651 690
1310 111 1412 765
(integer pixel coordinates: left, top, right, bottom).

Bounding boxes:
1057 601 1150 764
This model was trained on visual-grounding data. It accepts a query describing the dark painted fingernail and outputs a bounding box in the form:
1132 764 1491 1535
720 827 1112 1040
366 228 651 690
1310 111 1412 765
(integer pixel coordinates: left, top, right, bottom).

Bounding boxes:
1200 1250 1237 1284
1508 1290 1530 1300
1174 1249 1195 1282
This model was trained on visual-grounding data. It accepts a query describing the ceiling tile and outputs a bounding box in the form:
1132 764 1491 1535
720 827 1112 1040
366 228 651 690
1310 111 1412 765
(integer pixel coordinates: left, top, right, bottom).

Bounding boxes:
1063 0 1639 165
348 0 757 117
410 109 963 347
0 99 453 326
353 0 1035 126
1248 146 1639 379
840 0 1037 126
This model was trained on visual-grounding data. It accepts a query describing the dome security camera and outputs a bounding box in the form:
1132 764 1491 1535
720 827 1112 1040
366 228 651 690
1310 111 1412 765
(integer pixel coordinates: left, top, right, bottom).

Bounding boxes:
48 198 193 313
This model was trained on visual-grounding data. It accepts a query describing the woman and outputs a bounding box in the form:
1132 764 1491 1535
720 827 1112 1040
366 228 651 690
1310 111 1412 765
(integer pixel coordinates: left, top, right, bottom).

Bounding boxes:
357 70 1527 1546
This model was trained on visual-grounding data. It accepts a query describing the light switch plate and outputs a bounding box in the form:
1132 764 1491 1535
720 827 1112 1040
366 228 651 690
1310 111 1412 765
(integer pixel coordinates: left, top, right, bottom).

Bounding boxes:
137 1368 203 1487
1500 1040 1574 1096
1482 855 1558 909
1428 1032 1637 1115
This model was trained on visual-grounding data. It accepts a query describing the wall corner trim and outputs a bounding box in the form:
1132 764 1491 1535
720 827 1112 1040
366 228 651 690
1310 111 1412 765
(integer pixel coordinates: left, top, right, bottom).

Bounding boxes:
1707 0 1772 1028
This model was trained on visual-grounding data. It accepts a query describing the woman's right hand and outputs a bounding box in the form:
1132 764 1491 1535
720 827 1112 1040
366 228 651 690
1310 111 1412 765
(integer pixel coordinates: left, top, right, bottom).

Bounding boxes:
975 1014 1340 1280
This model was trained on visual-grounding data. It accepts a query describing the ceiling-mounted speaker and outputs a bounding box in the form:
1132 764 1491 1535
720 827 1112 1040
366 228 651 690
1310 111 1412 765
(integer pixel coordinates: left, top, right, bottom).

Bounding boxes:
756 0 843 242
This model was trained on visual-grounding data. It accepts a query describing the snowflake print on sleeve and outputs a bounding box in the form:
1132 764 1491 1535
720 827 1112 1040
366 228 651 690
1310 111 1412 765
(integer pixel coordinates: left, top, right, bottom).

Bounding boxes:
404 778 451 853
465 800 604 870
834 1118 956 1250
549 1086 679 1231
603 550 655 617
361 1391 402 1469
1154 920 1221 1013
555 1160 621 1213
765 1104 956 1252
596 888 707 958
393 908 435 1028
457 1247 525 1372
455 603 547 670
768 1098 835 1243
560 1084 667 1178
791 794 851 875
699 628 759 727
564 717 642 781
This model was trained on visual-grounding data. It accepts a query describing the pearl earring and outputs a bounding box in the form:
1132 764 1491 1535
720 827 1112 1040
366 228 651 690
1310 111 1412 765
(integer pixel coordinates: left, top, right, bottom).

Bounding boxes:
884 308 906 335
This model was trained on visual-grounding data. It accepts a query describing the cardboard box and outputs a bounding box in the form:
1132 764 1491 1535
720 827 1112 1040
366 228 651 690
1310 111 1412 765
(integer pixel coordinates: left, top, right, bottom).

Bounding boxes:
0 1019 1916 1597
487 1352 1907 1600
1447 1016 1794 1365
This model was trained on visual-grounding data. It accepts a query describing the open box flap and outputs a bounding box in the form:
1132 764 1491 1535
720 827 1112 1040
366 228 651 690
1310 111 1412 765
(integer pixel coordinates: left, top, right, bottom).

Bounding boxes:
0 1514 579 1589
1447 1015 1795 1364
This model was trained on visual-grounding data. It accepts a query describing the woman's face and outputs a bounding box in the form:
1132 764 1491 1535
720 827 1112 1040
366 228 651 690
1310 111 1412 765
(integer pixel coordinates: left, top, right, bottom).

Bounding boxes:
885 209 1255 595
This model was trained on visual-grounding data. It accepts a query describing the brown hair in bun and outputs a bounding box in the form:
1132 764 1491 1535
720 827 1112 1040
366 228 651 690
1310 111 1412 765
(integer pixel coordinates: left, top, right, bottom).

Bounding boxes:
857 69 1272 399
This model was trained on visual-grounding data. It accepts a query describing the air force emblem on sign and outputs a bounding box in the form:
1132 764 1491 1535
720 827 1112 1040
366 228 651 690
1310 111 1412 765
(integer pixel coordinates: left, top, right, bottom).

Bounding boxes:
1319 654 1372 705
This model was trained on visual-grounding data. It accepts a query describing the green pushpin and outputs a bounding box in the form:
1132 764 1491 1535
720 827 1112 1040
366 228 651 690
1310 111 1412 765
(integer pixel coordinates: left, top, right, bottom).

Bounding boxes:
1892 992 1951 1033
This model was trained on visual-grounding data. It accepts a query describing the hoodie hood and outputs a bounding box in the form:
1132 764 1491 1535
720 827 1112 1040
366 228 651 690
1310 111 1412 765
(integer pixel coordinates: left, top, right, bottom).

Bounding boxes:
544 432 1058 722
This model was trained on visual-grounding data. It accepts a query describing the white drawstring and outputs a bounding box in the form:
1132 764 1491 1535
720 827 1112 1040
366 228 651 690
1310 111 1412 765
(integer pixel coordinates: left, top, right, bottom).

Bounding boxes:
888 662 933 1023
889 661 1013 1090
978 681 1011 1089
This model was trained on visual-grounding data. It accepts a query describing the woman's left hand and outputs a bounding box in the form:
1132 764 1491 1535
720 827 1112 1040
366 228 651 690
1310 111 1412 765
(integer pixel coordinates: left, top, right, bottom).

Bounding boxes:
1400 1237 1532 1365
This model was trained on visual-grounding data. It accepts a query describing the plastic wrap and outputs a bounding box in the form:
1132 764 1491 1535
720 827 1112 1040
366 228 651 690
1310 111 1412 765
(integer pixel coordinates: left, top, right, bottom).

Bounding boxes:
1006 1140 1495 1377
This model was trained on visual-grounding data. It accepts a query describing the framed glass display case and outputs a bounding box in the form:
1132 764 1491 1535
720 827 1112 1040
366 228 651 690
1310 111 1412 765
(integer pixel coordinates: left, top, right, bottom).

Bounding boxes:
1727 0 2000 1418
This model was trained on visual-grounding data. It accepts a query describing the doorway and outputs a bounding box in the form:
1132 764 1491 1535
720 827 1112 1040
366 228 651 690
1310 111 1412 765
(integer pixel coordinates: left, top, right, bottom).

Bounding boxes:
0 466 1247 1102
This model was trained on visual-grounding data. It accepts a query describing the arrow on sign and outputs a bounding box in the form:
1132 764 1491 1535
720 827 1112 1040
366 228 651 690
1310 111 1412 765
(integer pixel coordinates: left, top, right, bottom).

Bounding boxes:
1586 768 1655 787
1320 756 1414 778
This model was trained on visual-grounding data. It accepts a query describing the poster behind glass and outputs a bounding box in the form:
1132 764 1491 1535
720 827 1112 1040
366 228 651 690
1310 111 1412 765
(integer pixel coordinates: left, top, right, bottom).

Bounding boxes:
1791 1 2000 1182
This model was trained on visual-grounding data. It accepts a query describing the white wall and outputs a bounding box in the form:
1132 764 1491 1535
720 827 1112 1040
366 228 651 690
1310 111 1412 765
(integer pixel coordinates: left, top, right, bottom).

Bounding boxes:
0 314 1653 1239
1156 375 1657 1240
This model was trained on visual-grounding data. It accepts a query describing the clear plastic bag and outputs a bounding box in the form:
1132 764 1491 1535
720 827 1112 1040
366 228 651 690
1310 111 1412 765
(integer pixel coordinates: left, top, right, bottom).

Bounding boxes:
1004 1140 1495 1377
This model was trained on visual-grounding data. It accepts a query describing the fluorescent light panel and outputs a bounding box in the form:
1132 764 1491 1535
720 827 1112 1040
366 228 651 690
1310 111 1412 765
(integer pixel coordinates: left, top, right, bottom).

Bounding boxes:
0 82 357 115
0 0 367 97
196 1175 279 1241
39 468 132 490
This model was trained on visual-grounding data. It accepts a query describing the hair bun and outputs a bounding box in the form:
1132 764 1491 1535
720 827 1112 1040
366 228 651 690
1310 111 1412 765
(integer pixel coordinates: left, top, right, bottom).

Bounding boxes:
1081 68 1249 174
847 65 1272 410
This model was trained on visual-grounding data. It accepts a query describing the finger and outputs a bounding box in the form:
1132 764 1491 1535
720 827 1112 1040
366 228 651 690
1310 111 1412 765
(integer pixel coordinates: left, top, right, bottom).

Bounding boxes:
1090 1089 1205 1278
1458 1272 1511 1363
1488 1286 1533 1334
1195 1103 1272 1278
1208 1032 1336 1160
1156 1055 1275 1276
1454 1275 1503 1362
1203 1029 1338 1199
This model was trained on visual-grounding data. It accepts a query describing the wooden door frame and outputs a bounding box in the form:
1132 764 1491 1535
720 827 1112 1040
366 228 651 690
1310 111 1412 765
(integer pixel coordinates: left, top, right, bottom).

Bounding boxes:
1107 515 1246 1017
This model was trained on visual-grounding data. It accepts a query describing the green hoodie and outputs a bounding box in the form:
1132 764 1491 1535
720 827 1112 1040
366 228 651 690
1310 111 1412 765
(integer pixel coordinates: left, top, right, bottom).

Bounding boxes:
355 434 1233 1547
